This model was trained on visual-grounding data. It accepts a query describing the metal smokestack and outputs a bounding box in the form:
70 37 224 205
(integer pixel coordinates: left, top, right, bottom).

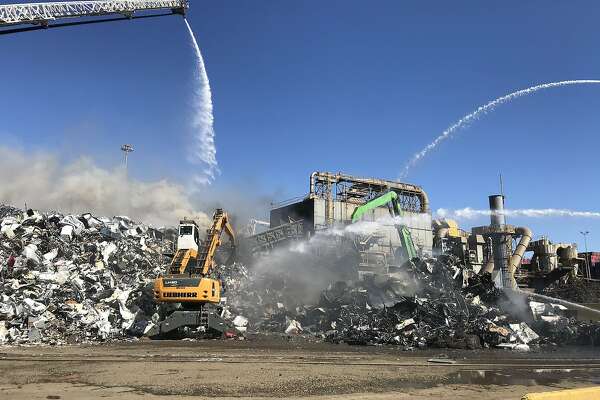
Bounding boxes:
488 194 510 288
488 195 506 226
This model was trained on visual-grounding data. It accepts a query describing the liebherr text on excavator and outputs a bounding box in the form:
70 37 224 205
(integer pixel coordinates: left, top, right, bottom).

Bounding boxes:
147 208 236 337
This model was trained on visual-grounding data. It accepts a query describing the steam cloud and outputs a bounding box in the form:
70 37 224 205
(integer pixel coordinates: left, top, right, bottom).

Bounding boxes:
184 19 218 186
436 207 600 220
0 146 210 227
250 216 425 304
400 79 600 178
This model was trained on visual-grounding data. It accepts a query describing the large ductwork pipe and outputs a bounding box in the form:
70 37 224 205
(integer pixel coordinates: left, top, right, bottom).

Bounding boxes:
508 227 532 276
505 226 532 289
481 236 495 274
420 191 430 213
309 171 318 195
482 260 494 274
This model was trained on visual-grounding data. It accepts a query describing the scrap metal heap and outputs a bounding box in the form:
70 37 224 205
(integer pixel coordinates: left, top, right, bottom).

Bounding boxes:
544 279 600 304
0 205 169 344
222 255 600 349
0 203 598 348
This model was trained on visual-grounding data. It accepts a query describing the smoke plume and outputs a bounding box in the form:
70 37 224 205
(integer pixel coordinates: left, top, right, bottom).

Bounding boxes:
436 207 600 220
250 229 358 304
400 79 600 178
0 146 210 227
250 216 423 305
184 19 218 186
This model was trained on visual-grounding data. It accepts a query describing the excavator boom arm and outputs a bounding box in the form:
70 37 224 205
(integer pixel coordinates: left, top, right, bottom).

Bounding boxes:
351 191 417 260
351 191 399 223
198 209 236 275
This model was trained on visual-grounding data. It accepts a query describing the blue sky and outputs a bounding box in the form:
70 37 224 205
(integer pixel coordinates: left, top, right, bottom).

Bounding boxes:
1 1 599 249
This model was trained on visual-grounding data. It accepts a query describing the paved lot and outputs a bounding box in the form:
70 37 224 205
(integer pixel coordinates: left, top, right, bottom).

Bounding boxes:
1 338 599 399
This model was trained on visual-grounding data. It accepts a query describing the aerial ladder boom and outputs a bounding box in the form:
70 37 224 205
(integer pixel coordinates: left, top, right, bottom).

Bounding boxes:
351 191 418 260
0 0 187 31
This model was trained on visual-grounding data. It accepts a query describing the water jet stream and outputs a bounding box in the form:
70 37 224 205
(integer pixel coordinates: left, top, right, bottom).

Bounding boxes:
400 80 600 178
184 18 218 186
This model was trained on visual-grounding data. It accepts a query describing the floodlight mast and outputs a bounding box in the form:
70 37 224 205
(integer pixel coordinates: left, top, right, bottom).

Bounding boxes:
121 144 134 169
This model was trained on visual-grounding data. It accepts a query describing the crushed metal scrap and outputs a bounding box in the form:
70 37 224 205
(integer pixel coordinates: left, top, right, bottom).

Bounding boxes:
1 204 599 348
0 205 167 344
223 255 600 350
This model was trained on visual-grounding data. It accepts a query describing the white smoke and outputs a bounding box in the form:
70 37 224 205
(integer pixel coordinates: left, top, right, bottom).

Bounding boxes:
400 80 600 178
184 19 218 186
251 215 424 304
437 207 600 220
303 214 432 242
0 146 210 227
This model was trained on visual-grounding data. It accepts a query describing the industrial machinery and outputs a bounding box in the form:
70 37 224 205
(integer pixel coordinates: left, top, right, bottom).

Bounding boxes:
433 218 486 273
270 171 432 254
147 208 236 337
470 195 532 289
515 238 582 291
266 172 432 281
351 191 417 260
238 220 304 261
433 195 532 289
245 219 270 236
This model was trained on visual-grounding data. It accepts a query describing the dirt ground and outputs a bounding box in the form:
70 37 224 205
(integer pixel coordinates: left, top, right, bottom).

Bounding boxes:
1 336 599 399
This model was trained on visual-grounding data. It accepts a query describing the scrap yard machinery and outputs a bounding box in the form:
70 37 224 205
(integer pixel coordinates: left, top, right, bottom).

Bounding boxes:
147 208 236 337
268 171 432 279
351 190 418 261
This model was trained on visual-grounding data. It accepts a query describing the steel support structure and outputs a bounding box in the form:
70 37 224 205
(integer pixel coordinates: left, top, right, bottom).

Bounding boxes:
309 171 430 214
0 0 187 27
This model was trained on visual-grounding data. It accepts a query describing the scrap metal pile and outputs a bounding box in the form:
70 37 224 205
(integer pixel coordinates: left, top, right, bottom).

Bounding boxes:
0 205 168 344
1 204 598 349
543 279 600 304
224 255 600 350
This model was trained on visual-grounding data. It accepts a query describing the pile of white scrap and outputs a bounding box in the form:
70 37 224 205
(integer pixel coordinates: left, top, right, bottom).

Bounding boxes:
0 205 170 345
232 315 249 332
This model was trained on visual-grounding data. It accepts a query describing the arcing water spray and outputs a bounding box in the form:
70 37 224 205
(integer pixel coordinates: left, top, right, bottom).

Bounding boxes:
400 80 600 178
184 18 218 186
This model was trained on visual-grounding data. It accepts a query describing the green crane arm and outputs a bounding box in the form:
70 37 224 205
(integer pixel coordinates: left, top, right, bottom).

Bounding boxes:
350 191 417 260
351 191 398 223
388 194 418 259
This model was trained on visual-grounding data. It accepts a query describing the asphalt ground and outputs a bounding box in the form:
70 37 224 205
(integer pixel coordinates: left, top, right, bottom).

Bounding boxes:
1 336 599 399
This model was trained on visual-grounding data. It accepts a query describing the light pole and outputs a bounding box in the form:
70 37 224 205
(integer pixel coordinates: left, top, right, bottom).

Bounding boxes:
580 230 590 278
121 144 134 170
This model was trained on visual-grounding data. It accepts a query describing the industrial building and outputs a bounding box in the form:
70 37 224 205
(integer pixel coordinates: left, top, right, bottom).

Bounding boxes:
268 171 433 277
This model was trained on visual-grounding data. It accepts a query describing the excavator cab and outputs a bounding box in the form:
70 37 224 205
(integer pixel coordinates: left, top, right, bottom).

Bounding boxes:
177 220 200 252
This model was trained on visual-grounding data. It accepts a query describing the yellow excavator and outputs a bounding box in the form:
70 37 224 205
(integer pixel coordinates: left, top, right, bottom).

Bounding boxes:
147 208 236 337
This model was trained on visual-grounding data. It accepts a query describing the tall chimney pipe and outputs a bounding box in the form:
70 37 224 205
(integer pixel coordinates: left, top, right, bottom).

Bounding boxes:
488 194 510 287
488 195 506 226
